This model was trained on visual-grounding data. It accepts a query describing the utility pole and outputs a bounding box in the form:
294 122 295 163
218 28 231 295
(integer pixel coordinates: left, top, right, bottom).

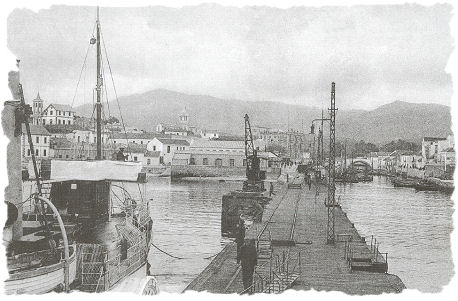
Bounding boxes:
320 110 324 164
95 7 102 160
326 82 337 244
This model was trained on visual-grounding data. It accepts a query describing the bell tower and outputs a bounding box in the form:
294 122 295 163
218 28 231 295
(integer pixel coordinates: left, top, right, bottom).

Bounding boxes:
179 107 189 130
32 92 44 125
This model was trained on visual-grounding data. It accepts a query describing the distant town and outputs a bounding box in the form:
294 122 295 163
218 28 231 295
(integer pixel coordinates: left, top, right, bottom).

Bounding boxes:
22 92 455 182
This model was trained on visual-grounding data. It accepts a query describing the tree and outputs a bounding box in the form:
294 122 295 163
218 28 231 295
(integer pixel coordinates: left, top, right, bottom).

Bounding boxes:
381 139 419 153
104 116 120 125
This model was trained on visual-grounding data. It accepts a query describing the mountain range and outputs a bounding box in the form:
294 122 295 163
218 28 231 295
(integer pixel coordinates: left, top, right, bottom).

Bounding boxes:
74 89 452 144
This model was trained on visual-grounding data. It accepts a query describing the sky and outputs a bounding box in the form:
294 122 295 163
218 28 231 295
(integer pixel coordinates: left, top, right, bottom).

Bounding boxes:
6 3 453 110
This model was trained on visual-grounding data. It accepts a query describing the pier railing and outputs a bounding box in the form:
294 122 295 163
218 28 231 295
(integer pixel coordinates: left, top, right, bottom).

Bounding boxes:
344 235 388 273
241 250 302 294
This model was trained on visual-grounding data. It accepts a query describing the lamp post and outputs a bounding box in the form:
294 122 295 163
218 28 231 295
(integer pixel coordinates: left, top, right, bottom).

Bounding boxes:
309 82 338 244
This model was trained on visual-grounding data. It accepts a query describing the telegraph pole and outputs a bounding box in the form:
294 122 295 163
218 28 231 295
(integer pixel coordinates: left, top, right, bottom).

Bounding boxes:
326 82 338 244
95 7 102 160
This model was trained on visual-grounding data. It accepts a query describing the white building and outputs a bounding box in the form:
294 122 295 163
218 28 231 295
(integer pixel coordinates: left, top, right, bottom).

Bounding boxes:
67 129 109 144
200 130 219 140
109 131 161 145
32 94 75 125
147 137 190 165
421 135 454 163
21 124 51 160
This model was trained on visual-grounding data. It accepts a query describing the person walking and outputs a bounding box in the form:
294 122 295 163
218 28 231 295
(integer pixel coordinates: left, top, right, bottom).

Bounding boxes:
269 182 275 197
240 239 258 290
236 218 245 263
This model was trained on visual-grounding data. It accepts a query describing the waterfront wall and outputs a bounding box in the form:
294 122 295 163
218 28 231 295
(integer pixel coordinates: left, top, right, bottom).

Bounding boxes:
171 164 281 178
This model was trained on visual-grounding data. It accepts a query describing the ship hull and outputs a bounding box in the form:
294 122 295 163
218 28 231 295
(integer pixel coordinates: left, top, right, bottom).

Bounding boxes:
5 247 77 295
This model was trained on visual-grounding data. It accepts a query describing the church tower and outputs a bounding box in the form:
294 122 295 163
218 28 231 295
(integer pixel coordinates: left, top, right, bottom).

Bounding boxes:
32 92 44 125
179 107 189 130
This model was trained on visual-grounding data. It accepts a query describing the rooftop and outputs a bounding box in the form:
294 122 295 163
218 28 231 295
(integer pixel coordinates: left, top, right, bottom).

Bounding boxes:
156 138 190 145
22 124 50 136
423 137 447 142
47 103 74 112
110 131 165 140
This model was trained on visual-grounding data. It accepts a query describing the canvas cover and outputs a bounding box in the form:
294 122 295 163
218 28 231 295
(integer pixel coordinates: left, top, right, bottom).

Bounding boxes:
50 160 142 182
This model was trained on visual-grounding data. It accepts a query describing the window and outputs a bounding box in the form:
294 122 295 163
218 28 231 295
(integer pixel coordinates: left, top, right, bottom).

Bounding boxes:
147 159 151 165
35 149 39 156
243 159 247 166
44 137 47 143
134 156 138 161
203 158 208 165
58 120 61 125
215 158 222 167
58 111 61 115
27 149 31 156
66 155 69 159
177 147 179 150
229 159 235 167
141 141 143 144
50 120 53 125
42 120 45 125
153 145 156 151
59 155 62 158
189 158 195 165
167 146 171 153
36 136 39 143
50 110 53 115
43 149 47 156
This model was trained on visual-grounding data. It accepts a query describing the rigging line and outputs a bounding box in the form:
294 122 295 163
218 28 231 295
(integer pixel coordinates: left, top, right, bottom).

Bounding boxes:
99 28 132 159
100 52 111 118
70 22 96 108
150 242 220 260
70 42 90 108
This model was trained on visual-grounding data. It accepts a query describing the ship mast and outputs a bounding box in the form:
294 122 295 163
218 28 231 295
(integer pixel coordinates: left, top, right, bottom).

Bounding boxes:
96 7 102 160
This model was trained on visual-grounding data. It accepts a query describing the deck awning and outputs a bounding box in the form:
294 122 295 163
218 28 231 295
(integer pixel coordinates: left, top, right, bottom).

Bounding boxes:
50 160 143 182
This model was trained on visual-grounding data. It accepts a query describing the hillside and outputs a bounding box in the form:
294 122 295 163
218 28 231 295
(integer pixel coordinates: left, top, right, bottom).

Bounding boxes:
75 89 452 144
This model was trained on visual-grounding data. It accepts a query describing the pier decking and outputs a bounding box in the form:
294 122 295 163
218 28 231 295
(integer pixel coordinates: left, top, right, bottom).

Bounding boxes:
185 172 405 294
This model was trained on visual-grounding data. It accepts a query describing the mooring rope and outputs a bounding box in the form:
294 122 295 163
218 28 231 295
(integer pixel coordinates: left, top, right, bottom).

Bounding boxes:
150 242 219 260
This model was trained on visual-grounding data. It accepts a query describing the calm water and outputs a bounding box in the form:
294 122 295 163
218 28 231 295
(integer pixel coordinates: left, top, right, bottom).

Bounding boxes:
336 176 454 293
123 176 453 293
122 178 241 293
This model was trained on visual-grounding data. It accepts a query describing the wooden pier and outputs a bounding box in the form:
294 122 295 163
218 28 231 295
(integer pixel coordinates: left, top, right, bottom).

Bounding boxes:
185 172 406 294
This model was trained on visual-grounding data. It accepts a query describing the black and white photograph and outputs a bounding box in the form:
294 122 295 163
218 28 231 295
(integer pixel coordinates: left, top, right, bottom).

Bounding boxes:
1 0 457 298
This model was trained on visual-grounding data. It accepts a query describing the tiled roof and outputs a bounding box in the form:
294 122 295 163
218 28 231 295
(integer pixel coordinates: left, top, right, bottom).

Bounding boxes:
111 143 147 153
110 131 164 140
423 137 447 142
45 124 79 134
156 138 190 145
22 124 50 136
190 139 265 150
48 104 74 112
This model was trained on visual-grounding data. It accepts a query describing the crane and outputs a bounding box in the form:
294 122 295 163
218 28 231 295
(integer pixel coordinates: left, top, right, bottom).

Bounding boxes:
243 114 264 191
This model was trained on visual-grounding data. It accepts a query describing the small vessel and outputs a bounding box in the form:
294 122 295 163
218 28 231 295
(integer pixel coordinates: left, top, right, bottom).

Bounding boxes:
5 245 77 294
7 7 158 294
392 177 418 188
414 180 439 192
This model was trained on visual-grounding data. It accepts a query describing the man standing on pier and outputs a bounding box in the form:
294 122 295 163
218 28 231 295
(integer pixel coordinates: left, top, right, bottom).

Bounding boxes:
236 218 245 263
240 239 257 290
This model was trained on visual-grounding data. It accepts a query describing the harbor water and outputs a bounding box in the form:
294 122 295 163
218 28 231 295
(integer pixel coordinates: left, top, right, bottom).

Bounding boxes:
126 176 453 293
23 175 453 293
336 176 454 293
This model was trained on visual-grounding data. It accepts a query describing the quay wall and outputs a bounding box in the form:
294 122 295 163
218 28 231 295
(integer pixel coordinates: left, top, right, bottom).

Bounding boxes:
171 165 281 179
